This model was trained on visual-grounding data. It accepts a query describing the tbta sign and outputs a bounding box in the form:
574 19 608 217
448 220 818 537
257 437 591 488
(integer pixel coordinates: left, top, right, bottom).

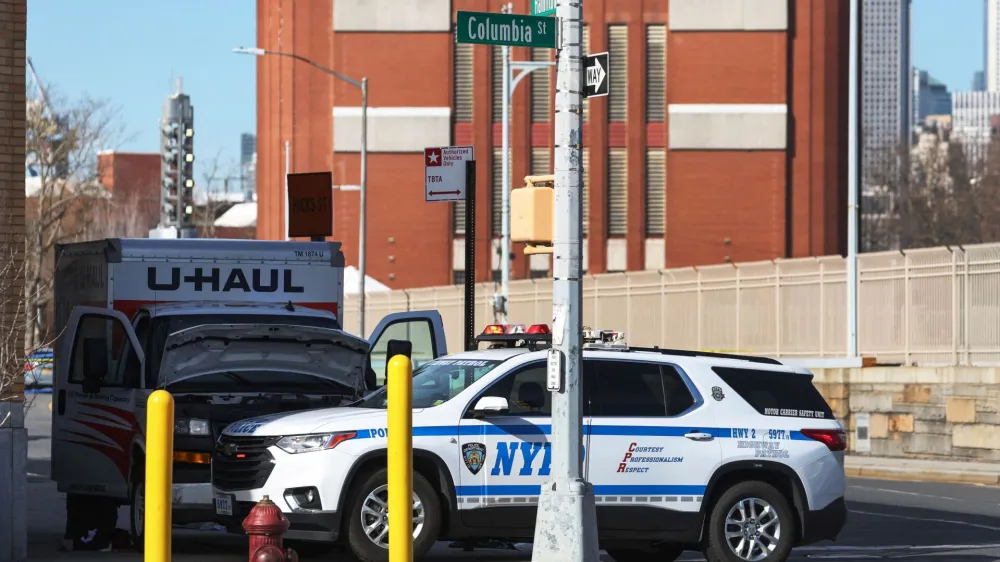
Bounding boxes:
287 171 333 239
584 52 609 98
424 146 474 203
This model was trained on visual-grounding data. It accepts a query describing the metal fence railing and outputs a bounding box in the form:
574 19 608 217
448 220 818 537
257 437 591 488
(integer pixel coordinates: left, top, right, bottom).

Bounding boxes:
341 243 1000 366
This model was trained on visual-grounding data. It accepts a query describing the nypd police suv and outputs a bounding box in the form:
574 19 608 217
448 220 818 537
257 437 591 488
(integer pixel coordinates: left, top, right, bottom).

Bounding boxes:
211 324 847 562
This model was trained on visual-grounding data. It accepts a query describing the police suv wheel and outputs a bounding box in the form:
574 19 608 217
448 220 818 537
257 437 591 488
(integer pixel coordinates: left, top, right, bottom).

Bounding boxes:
344 468 441 562
128 467 145 552
705 481 795 562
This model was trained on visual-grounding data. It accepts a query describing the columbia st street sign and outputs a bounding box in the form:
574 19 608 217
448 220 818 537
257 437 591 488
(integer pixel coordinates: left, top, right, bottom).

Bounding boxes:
456 11 558 49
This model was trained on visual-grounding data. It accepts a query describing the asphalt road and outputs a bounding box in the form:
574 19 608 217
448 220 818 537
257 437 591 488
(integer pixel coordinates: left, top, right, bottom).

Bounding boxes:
25 394 1000 561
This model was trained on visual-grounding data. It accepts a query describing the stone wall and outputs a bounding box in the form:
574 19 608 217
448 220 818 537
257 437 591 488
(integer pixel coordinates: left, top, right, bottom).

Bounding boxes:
813 367 1000 461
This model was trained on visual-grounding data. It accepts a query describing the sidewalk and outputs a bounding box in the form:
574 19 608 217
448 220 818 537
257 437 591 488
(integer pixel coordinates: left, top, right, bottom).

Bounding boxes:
845 455 1000 485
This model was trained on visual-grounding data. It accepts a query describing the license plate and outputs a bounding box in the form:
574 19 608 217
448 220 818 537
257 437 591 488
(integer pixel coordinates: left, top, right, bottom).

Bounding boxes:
214 492 233 516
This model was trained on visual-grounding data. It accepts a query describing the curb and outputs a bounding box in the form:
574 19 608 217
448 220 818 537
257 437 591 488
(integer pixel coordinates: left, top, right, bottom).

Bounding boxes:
846 465 1000 485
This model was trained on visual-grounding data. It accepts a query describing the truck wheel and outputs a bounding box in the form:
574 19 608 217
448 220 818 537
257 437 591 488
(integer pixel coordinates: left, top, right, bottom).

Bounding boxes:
129 462 145 552
344 468 441 562
607 545 683 561
704 481 795 562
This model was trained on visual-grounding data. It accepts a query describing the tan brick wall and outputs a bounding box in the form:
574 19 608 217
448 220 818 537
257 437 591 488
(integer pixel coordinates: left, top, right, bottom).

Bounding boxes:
814 367 1000 461
0 0 26 401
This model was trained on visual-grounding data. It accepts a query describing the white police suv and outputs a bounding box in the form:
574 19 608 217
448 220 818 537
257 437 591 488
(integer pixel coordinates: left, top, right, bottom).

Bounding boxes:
211 324 847 562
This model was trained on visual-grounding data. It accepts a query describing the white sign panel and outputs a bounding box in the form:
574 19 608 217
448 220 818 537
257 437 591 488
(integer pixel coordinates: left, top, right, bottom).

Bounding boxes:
425 145 474 203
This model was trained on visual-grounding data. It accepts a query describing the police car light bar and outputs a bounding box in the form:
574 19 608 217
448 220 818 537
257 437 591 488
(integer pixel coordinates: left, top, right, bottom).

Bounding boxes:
476 324 553 347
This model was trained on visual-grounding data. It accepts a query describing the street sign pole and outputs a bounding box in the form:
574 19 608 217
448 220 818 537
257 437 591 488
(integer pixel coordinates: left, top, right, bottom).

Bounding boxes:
464 161 477 352
531 0 599 560
500 5 512 325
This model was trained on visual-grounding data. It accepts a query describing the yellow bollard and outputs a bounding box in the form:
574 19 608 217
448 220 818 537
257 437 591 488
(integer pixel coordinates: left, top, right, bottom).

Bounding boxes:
387 354 413 562
145 390 175 561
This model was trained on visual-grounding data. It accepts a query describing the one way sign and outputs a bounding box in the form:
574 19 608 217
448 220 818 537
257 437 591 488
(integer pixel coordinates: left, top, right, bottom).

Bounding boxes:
584 51 609 98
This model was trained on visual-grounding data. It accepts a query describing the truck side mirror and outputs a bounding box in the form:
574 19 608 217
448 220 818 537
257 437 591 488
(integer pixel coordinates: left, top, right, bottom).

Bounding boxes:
384 339 413 384
81 337 108 393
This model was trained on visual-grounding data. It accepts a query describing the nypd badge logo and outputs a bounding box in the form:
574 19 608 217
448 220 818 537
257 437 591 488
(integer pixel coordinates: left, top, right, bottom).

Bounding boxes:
462 442 487 475
712 386 725 401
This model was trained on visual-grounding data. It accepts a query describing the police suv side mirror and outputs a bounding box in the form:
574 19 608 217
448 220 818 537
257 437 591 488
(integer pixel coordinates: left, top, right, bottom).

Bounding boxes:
81 337 108 393
472 396 509 416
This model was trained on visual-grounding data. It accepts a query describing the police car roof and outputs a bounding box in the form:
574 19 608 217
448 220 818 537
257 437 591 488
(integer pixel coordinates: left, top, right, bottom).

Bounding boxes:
143 301 338 318
440 347 538 361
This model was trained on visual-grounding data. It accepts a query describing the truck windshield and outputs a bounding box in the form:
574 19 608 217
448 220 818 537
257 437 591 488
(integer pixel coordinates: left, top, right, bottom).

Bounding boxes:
355 358 503 409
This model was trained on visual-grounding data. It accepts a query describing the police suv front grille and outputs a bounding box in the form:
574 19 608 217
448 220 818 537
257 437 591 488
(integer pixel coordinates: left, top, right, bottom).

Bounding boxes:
212 435 280 491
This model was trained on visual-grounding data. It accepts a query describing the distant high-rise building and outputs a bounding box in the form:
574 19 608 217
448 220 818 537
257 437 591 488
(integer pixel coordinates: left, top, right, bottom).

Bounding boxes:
913 68 952 127
988 0 1000 90
973 71 986 91
952 91 1000 164
240 132 256 200
861 0 912 250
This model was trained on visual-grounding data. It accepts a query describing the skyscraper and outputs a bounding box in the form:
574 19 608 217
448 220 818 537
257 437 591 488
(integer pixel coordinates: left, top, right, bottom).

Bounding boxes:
861 0 912 250
240 132 256 201
988 0 1000 90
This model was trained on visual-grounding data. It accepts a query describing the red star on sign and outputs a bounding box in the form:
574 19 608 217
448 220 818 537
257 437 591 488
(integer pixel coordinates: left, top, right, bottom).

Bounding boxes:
425 148 443 167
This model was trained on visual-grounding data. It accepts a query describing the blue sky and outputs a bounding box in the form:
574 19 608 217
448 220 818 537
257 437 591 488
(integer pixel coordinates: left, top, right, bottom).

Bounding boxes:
25 0 981 192
27 0 256 192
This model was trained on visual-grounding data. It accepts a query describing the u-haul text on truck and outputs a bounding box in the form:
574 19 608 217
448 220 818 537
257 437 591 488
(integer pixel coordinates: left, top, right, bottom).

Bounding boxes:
50 238 447 550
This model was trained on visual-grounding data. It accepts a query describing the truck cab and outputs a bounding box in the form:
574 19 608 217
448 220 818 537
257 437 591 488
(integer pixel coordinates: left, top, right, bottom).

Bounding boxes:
52 301 446 548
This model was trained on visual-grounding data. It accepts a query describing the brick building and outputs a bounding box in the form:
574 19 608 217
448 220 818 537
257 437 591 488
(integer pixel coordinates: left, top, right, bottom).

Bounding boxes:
96 151 161 231
256 0 850 289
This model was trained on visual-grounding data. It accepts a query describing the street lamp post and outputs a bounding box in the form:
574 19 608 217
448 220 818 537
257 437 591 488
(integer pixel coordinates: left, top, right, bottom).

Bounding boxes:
498 51 556 323
234 47 370 336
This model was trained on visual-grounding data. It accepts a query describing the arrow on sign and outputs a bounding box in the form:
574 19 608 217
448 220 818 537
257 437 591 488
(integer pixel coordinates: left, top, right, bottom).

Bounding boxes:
430 190 462 196
586 57 606 91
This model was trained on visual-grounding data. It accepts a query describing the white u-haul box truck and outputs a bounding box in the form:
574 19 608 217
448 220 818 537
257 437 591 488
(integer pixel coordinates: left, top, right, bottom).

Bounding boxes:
50 238 446 549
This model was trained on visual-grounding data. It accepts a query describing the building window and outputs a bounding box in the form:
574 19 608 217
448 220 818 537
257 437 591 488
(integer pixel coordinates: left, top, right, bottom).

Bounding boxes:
492 47 504 123
453 201 466 235
531 48 551 123
608 148 627 236
582 23 591 122
645 149 665 236
492 147 504 235
531 148 550 176
608 25 628 122
646 25 666 123
455 43 474 123
582 148 590 236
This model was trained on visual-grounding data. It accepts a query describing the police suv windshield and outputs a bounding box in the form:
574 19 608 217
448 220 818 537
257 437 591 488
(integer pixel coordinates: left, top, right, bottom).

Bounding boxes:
356 358 503 409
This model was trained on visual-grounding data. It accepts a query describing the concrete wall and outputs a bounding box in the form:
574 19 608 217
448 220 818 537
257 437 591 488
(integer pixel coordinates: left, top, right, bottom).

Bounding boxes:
814 367 1000 461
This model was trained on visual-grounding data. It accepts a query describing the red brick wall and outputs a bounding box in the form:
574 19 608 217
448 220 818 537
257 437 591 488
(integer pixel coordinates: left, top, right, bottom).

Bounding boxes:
97 152 161 231
255 0 849 287
0 0 26 398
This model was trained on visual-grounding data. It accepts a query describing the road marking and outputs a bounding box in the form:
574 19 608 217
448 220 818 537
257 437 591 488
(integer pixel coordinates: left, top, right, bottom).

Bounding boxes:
851 485 962 502
798 544 1000 551
849 508 1000 531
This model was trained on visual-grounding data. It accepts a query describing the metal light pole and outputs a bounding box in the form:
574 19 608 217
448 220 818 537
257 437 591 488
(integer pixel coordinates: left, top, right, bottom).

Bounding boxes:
233 47 369 335
847 0 859 357
531 0 600 560
284 140 291 241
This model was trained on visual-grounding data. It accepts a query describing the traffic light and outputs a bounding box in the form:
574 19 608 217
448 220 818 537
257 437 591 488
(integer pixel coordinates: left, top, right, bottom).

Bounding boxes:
160 121 180 227
179 118 195 230
511 174 554 253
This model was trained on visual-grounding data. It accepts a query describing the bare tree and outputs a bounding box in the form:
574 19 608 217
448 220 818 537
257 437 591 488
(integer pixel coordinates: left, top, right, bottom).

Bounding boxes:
865 135 1000 251
81 192 149 240
195 150 238 238
25 86 128 348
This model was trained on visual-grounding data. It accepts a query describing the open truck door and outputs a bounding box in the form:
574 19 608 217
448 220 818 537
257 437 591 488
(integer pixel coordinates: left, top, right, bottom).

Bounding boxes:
52 306 146 500
367 311 447 386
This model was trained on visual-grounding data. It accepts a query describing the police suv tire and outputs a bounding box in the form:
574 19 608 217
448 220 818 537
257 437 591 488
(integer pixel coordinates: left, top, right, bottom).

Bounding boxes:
128 462 145 553
606 546 683 561
344 468 441 562
704 481 795 562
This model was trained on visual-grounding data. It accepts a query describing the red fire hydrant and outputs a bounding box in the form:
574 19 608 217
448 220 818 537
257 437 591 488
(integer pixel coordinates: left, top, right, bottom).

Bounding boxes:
243 495 299 562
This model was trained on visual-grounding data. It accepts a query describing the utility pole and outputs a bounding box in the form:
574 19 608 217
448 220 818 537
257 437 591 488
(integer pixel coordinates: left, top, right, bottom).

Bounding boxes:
531 0 600 560
847 0 859 357
498 1 513 324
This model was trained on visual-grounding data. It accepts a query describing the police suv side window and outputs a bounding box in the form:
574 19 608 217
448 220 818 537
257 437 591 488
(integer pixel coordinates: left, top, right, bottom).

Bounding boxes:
472 362 550 417
591 360 694 417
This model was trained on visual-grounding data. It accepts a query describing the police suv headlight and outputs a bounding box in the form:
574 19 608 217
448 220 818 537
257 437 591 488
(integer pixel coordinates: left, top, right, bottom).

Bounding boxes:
276 431 357 454
175 418 211 436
